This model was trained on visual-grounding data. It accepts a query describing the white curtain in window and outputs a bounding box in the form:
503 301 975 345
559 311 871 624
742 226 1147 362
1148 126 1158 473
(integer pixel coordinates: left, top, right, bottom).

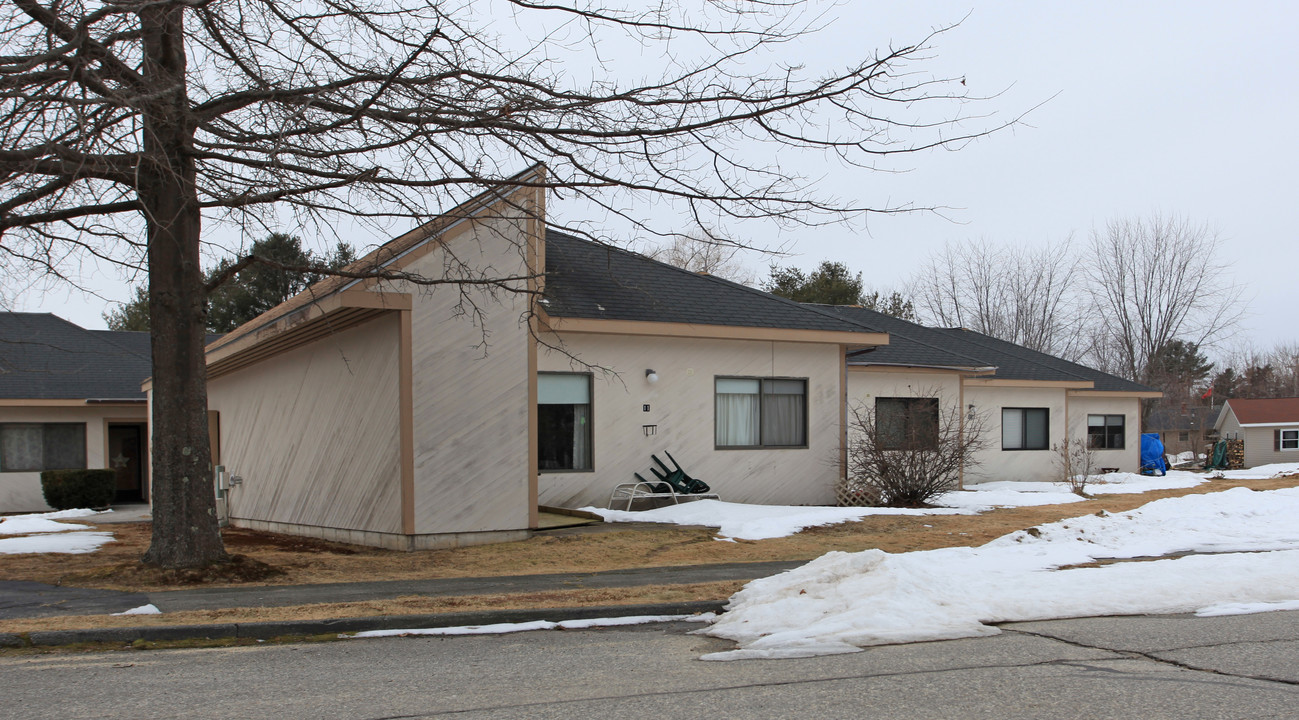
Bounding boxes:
762 380 805 446
571 404 591 469
716 379 760 446
1002 409 1023 449
1 425 43 471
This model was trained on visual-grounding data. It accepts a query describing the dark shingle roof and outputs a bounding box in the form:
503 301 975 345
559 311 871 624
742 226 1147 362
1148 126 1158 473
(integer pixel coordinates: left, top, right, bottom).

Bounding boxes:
930 327 1154 393
816 305 992 370
542 230 883 335
0 314 152 400
816 304 1154 393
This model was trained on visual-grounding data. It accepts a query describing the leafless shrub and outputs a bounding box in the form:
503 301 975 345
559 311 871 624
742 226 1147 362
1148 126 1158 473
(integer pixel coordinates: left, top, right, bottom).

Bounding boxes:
1051 435 1097 497
842 396 989 507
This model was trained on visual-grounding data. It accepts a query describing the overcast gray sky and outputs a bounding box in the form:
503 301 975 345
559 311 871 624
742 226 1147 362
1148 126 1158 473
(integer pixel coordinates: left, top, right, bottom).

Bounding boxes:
21 1 1296 356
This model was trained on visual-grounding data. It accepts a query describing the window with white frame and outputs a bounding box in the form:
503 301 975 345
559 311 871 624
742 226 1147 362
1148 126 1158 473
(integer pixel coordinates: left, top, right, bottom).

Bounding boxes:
715 377 807 448
1002 408 1049 450
538 373 592 471
0 423 86 472
1087 414 1126 449
1279 429 1299 451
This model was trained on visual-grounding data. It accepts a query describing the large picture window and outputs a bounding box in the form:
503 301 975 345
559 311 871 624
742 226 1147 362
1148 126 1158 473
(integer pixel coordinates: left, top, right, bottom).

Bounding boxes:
0 423 86 472
538 373 592 471
1002 408 1049 450
875 397 940 451
1087 414 1126 449
715 377 807 448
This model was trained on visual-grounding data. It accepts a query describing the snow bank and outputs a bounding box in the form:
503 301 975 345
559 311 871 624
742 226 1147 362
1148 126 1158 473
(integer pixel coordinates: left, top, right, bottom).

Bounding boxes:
583 500 973 541
0 515 92 535
700 487 1299 660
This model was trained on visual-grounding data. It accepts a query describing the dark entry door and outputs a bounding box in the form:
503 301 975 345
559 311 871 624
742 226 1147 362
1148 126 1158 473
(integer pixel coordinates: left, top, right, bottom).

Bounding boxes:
108 424 146 503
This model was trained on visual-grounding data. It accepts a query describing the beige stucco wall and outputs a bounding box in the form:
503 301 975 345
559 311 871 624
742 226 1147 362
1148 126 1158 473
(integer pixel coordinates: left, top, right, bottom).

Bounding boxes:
1067 395 1141 472
964 385 1067 484
0 404 146 512
537 334 843 508
207 316 404 534
397 219 533 535
845 368 963 419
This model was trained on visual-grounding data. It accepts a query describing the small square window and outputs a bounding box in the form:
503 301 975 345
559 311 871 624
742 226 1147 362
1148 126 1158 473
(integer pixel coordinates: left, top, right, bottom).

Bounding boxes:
1281 429 1299 451
876 397 940 451
1002 408 1049 450
1087 414 1126 450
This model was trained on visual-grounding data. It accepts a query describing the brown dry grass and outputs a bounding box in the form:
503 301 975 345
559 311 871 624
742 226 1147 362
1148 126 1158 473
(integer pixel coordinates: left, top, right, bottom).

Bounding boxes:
0 580 745 635
1 474 1295 634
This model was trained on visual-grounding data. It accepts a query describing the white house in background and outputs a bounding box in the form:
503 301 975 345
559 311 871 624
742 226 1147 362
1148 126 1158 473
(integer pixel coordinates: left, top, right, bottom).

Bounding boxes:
140 168 1157 549
0 313 152 512
1214 398 1299 468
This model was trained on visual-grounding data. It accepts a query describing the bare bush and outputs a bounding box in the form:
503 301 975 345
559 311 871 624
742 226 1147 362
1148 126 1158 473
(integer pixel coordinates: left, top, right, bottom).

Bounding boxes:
842 396 988 507
1051 435 1097 497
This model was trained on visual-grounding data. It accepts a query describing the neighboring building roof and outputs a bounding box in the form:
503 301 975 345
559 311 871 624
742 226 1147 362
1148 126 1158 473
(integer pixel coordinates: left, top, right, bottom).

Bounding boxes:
1221 397 1299 426
817 304 1155 393
0 313 152 400
541 230 884 336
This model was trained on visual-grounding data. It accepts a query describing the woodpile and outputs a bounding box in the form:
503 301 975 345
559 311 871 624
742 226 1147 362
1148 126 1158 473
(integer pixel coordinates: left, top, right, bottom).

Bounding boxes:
1225 439 1245 470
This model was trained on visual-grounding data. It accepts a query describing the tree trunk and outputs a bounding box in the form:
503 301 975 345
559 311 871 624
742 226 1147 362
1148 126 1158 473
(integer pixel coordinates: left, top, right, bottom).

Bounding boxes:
138 4 228 569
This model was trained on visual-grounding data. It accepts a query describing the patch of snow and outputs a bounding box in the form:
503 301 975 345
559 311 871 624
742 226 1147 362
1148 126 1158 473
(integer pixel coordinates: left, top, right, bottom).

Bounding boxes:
112 604 161 616
1195 599 1299 617
582 500 974 541
936 482 1084 509
348 613 714 639
1212 463 1299 480
0 531 115 554
0 516 92 535
699 487 1299 660
1082 470 1209 494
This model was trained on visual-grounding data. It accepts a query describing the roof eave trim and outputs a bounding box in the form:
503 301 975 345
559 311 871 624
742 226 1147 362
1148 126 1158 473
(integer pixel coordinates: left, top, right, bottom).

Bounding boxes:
848 362 997 374
1067 390 1163 398
540 314 888 346
1237 421 1299 427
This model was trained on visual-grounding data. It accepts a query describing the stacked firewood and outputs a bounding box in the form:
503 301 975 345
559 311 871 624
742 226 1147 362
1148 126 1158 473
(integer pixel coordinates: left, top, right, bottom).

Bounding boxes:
1225 439 1245 470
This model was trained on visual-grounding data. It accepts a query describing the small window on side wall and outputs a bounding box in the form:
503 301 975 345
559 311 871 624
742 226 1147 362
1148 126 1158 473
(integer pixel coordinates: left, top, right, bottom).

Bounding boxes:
1087 414 1126 450
1279 429 1299 451
1002 408 1049 450
538 373 592 471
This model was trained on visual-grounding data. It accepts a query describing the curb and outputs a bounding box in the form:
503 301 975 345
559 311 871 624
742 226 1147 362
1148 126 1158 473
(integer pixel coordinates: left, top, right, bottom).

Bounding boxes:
0 600 726 648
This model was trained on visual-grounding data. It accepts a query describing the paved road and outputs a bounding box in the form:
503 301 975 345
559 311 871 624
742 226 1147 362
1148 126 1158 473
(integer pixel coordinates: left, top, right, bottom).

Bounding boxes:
3 610 1296 719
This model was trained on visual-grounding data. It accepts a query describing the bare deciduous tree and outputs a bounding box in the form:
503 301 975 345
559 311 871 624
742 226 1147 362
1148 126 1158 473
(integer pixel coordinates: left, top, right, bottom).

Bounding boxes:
910 238 1085 360
640 233 757 285
1085 215 1245 383
1 1 1005 568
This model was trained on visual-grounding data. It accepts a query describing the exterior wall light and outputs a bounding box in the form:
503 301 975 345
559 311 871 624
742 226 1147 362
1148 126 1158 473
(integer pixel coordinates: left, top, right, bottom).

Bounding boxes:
645 369 659 384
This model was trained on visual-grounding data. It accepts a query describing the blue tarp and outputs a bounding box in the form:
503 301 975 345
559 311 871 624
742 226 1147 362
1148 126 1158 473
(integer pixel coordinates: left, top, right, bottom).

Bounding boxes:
1140 432 1168 476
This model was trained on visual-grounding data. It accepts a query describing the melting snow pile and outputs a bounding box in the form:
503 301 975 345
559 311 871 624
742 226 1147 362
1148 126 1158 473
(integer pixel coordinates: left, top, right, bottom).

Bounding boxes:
699 486 1299 660
0 508 114 554
585 500 974 541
